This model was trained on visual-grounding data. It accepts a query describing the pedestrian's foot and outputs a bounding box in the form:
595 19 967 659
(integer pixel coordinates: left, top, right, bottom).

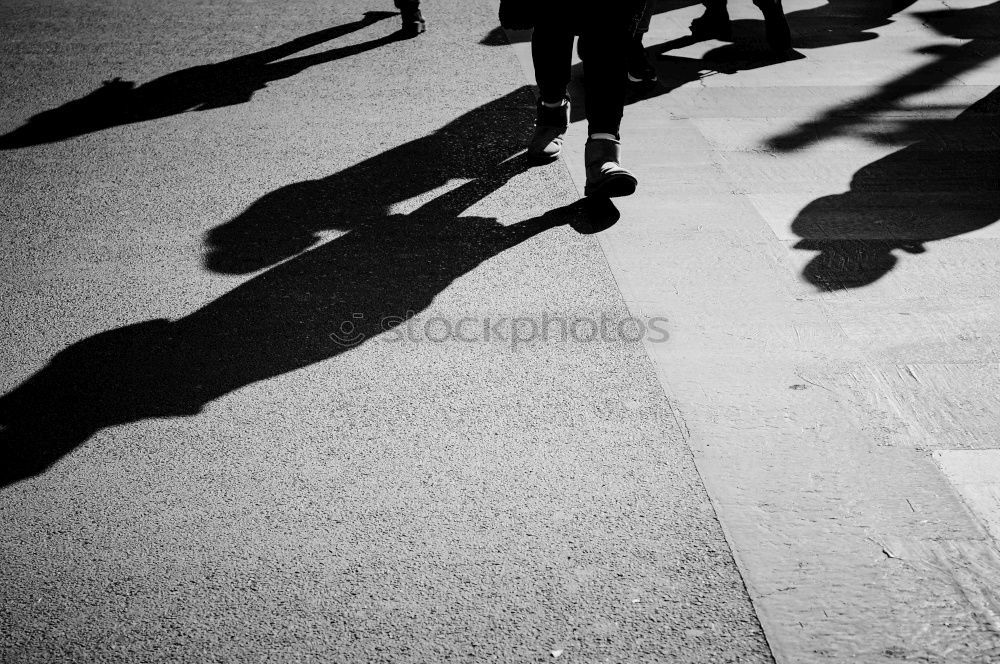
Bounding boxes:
627 37 657 84
690 9 732 40
400 8 426 37
527 99 569 162
584 138 637 198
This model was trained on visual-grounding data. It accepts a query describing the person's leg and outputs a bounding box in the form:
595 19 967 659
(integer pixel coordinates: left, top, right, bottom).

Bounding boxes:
752 0 791 51
531 22 574 105
527 19 574 160
628 1 657 84
637 1 653 34
579 3 640 197
579 8 632 139
394 0 425 36
690 0 732 40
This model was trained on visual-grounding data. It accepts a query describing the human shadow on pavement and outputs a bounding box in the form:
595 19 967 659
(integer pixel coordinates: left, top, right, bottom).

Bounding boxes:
766 0 1000 152
653 0 917 53
567 9 805 122
575 0 920 117
0 88 618 487
568 44 798 125
757 0 917 50
0 11 403 150
206 87 546 273
790 84 1000 290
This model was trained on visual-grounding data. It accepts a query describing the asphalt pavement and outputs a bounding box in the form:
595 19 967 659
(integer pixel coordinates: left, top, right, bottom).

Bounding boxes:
0 1 768 662
3 1 1000 663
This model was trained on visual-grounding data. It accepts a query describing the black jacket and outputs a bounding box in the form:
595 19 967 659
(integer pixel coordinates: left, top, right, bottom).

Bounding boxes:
499 0 647 34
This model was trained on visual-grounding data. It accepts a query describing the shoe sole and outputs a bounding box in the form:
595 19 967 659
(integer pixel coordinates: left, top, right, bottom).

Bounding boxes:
584 173 638 198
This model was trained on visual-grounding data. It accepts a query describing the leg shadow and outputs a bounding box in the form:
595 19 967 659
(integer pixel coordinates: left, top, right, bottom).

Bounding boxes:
0 11 403 149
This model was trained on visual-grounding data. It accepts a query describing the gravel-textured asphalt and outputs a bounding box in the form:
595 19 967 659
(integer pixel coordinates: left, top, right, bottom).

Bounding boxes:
0 1 772 662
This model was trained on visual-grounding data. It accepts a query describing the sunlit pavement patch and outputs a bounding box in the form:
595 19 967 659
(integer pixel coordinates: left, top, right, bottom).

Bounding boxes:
935 450 1000 545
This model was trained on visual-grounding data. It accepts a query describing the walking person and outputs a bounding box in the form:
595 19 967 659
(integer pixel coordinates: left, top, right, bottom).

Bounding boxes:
502 0 647 198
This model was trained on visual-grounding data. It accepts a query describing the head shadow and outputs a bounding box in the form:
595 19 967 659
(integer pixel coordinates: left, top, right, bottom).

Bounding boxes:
0 11 405 150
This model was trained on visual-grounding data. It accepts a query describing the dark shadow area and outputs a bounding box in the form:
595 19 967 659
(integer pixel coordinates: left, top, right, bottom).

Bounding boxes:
480 26 512 46
766 0 918 50
566 0 814 124
649 0 706 12
206 87 538 274
650 0 917 51
766 0 1000 152
480 26 532 46
0 11 406 149
569 0 921 122
568 197 621 234
486 0 920 109
772 1 1000 289
569 40 799 124
0 87 618 487
791 84 1000 290
653 41 800 92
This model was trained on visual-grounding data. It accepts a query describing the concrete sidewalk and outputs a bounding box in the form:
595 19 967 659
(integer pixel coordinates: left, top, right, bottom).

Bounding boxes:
552 0 1000 661
0 1 767 662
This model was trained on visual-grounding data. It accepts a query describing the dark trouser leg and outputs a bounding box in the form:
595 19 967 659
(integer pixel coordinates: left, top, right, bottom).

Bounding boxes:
704 0 728 15
691 0 732 39
752 0 791 50
531 22 574 104
578 14 631 136
578 3 643 197
527 19 573 160
637 1 653 34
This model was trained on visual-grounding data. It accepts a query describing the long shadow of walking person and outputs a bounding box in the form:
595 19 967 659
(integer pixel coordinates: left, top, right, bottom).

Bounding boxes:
0 90 604 487
633 0 919 106
204 86 545 274
791 85 1000 290
766 0 1000 152
0 11 403 149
